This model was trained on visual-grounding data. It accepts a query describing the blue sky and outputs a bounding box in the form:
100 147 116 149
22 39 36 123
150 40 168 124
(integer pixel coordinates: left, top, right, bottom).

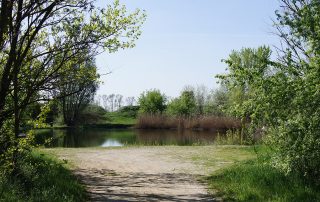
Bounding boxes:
95 0 280 98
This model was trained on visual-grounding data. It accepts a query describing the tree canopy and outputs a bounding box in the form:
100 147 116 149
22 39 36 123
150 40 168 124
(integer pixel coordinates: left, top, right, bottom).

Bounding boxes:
217 0 320 183
138 89 166 115
0 0 146 170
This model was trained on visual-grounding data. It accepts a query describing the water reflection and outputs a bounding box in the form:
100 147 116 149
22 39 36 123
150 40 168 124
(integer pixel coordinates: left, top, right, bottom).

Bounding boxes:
35 128 225 148
101 139 123 147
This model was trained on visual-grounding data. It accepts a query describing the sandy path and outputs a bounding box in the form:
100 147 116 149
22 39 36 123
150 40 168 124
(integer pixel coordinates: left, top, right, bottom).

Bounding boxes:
51 147 216 201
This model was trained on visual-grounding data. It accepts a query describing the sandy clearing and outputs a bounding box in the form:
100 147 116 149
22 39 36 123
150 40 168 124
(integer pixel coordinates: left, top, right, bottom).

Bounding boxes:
50 147 218 201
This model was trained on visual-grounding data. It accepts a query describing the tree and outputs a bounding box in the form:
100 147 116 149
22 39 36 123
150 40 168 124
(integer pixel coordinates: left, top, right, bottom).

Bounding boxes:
138 89 166 114
0 0 145 136
108 94 115 112
0 0 146 167
167 90 196 117
204 87 229 116
216 46 272 144
102 95 109 111
115 94 123 110
216 0 320 183
125 96 136 106
216 46 272 123
57 58 99 126
267 0 320 182
94 95 102 106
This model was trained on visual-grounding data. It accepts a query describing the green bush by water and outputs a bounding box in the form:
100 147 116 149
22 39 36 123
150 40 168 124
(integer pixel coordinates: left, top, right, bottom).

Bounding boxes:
0 151 86 202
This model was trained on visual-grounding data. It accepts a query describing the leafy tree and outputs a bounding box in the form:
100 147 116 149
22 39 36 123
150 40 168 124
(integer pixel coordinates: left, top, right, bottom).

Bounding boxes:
216 46 272 125
204 87 229 116
0 0 146 169
0 0 145 136
57 58 99 126
138 89 166 114
217 0 320 183
167 90 196 117
194 85 208 115
267 0 320 183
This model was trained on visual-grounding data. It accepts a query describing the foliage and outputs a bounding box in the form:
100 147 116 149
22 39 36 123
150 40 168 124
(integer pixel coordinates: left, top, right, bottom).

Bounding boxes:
105 108 138 125
216 0 320 184
0 0 146 160
0 0 146 180
0 151 86 202
204 87 229 116
167 90 196 117
117 106 140 118
265 0 320 183
57 58 99 126
77 104 108 125
207 157 320 202
216 46 272 123
138 89 166 115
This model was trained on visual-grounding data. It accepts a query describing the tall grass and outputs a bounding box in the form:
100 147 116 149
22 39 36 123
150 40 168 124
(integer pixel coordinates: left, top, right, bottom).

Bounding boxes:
207 155 320 201
136 114 241 130
0 151 86 202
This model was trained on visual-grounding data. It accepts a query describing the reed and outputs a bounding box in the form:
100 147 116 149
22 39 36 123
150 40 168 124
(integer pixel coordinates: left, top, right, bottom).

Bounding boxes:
136 114 241 130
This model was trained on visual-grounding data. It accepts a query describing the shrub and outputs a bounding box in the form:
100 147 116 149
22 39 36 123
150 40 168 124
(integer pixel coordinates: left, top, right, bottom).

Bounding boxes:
167 90 196 117
0 151 86 201
138 89 166 114
207 158 320 201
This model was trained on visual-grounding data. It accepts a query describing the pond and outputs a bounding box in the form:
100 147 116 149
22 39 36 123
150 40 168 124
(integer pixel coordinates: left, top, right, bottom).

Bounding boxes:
35 128 226 148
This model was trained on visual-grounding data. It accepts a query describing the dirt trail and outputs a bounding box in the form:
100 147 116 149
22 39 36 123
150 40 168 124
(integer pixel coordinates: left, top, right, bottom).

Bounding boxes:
51 147 216 201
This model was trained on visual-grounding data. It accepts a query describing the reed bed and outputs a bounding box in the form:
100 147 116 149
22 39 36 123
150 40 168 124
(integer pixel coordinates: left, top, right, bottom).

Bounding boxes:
136 114 241 130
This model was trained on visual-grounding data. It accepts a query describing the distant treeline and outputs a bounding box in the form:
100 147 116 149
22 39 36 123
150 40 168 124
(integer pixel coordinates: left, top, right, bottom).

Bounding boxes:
94 94 137 112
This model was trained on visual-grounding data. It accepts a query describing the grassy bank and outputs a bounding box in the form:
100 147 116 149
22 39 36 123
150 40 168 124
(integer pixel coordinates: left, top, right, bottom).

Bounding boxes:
42 106 138 129
206 151 320 201
0 151 86 202
39 122 134 130
105 111 136 125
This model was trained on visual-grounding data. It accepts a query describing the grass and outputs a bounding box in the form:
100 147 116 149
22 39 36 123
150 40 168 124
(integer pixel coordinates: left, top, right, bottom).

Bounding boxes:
8 144 316 202
104 106 139 125
188 146 256 170
105 111 136 125
206 148 320 202
0 151 86 202
44 106 138 128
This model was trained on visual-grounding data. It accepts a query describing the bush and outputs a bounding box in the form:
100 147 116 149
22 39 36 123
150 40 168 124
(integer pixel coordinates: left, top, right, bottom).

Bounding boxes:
167 90 196 117
207 157 320 201
218 43 320 183
138 89 166 114
0 151 86 202
77 104 107 124
118 106 140 118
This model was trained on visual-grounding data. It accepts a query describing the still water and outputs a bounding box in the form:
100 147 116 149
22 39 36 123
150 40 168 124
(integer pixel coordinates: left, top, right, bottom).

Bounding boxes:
35 128 225 148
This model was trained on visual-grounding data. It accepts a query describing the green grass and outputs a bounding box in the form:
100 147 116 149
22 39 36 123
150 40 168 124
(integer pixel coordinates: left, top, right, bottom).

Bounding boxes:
104 106 139 125
189 146 256 169
206 152 320 202
0 151 86 202
105 111 137 125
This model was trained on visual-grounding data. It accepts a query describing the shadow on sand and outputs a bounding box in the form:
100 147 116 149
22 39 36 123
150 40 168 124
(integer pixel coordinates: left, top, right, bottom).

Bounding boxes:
75 169 216 202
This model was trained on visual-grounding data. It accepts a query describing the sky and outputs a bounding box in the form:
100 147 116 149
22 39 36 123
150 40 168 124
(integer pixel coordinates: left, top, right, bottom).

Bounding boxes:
95 0 281 99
